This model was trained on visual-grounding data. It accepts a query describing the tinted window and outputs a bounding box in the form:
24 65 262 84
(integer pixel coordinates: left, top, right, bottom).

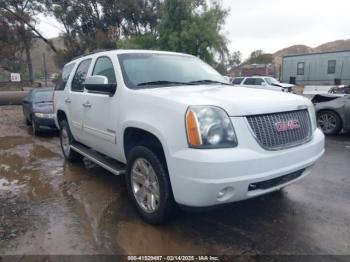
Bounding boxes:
118 53 227 89
232 78 244 85
71 59 92 92
243 78 256 85
328 60 336 74
92 57 116 83
56 63 75 91
255 78 264 85
33 90 53 102
297 62 304 75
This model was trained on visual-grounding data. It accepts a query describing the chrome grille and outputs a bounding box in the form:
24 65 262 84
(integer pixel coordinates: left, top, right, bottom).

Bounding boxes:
246 110 312 150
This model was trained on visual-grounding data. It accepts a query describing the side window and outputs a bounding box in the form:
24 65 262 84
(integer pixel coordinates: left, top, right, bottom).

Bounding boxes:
232 78 243 85
92 57 116 83
255 78 264 85
243 78 255 85
56 63 75 91
328 60 336 74
71 59 92 92
297 62 304 75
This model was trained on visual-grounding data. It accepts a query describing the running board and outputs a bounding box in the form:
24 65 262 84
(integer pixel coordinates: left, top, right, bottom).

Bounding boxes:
70 143 126 175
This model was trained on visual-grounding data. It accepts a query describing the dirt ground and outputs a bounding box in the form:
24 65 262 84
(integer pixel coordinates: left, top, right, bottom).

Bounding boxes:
0 106 350 256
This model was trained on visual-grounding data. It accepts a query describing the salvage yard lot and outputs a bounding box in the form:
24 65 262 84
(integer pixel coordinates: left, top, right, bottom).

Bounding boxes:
0 105 350 255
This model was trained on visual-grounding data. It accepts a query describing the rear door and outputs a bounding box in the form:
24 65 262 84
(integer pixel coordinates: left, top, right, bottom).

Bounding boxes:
80 55 119 157
67 58 92 141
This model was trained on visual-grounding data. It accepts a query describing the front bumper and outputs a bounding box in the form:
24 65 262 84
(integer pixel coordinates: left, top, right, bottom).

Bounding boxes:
168 128 325 207
33 116 57 129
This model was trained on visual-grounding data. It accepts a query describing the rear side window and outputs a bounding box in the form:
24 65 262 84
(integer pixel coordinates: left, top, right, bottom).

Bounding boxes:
71 59 92 92
243 78 256 85
232 78 243 85
254 78 264 85
56 63 75 91
92 57 116 83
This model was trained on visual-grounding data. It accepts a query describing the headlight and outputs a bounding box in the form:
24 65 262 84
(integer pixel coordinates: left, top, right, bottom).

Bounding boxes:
34 113 54 119
185 106 237 148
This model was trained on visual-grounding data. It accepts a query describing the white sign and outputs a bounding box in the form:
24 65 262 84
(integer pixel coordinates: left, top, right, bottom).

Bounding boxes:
10 73 21 82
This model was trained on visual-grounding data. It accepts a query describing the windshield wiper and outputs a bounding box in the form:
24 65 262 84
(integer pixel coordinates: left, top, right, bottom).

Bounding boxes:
189 80 231 85
137 80 192 87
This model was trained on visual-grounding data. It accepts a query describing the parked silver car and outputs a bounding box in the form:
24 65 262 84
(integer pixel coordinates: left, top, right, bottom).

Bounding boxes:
312 94 350 135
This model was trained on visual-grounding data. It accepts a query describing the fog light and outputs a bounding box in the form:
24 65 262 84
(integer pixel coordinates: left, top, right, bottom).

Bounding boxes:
217 187 234 201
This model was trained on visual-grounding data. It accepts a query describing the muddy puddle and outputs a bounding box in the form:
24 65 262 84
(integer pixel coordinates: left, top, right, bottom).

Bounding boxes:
0 134 219 255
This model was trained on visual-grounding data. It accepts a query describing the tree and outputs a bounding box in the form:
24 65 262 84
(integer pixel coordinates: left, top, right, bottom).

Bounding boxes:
247 49 273 64
0 0 58 82
159 0 229 67
228 50 242 69
46 0 162 65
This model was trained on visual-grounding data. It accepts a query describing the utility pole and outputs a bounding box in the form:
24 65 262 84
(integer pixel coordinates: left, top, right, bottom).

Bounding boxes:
43 53 47 87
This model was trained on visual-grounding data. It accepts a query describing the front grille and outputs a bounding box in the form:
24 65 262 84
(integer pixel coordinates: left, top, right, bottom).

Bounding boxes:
248 169 305 191
247 109 312 150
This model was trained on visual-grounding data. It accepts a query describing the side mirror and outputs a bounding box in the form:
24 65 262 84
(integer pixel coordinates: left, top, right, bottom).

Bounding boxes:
84 75 116 96
261 82 267 86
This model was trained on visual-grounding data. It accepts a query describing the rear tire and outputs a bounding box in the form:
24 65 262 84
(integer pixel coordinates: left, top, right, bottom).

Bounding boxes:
59 120 82 162
125 146 176 224
317 110 342 135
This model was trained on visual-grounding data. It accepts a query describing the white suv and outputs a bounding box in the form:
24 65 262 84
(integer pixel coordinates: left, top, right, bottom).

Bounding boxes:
54 50 325 224
233 76 295 92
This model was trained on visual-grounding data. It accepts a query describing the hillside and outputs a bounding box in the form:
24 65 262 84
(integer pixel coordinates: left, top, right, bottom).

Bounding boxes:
273 39 350 74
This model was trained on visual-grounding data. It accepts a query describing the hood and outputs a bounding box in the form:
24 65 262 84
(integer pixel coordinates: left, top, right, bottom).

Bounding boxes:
139 85 311 116
33 102 54 113
276 83 295 88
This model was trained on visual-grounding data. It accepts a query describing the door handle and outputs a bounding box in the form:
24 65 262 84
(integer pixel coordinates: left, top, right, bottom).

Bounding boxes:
64 98 71 104
82 101 92 108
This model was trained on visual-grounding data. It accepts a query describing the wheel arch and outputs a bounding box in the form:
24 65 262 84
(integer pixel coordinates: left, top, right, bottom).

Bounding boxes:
123 127 169 173
317 109 343 126
56 110 68 127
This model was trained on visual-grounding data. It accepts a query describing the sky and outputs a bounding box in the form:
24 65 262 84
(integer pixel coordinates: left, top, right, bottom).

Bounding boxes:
37 0 350 59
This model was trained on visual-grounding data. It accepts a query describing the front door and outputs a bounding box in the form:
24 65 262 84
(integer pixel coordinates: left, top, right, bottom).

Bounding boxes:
80 55 119 158
68 58 92 141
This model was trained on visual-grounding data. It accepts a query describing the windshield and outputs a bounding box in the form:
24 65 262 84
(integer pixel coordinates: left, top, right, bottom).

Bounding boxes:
34 90 53 103
118 53 228 89
264 77 280 85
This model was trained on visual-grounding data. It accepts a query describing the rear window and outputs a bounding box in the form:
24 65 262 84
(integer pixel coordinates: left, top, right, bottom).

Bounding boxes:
55 63 76 91
243 78 256 85
71 59 92 92
232 78 243 85
33 90 53 102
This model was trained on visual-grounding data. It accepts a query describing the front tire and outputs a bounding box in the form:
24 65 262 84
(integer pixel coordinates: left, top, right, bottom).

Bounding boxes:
317 110 342 135
126 146 176 224
32 119 40 136
59 120 82 162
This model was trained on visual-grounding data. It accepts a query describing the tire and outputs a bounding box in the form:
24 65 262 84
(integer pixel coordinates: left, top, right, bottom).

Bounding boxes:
317 110 342 135
125 146 176 224
32 119 40 136
23 110 31 126
59 120 82 162
25 117 31 126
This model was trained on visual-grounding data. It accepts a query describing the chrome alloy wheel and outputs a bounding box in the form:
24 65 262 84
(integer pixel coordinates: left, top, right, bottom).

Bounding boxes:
131 158 160 213
61 127 71 156
318 113 337 133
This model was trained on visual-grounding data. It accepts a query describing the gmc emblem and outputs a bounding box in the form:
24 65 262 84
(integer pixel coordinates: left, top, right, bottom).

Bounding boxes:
275 120 301 132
